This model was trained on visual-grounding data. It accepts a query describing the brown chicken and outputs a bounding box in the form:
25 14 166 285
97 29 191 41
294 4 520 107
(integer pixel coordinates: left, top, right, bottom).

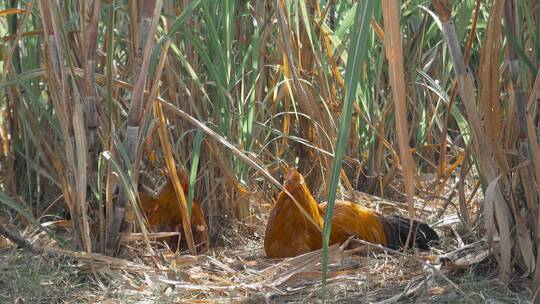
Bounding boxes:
264 170 438 258
140 170 209 252
263 170 324 258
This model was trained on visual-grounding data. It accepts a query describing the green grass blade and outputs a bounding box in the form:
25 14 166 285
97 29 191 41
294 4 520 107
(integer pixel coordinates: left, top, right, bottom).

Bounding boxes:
321 0 375 287
188 129 203 217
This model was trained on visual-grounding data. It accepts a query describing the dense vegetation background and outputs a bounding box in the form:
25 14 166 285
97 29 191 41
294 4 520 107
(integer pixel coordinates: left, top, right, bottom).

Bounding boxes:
1 0 539 301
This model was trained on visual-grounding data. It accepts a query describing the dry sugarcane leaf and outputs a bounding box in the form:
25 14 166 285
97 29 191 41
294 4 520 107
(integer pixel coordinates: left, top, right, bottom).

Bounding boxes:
450 250 491 268
484 175 513 283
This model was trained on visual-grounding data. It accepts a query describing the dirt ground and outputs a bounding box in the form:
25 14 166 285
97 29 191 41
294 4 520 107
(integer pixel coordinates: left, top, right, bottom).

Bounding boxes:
0 197 533 303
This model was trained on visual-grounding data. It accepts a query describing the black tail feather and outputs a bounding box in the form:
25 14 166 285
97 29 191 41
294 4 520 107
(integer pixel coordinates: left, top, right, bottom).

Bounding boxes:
381 215 439 250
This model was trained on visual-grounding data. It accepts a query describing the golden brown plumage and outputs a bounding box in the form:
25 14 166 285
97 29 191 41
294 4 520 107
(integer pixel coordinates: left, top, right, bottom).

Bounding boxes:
140 170 210 252
264 170 323 258
319 200 387 246
264 170 438 258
